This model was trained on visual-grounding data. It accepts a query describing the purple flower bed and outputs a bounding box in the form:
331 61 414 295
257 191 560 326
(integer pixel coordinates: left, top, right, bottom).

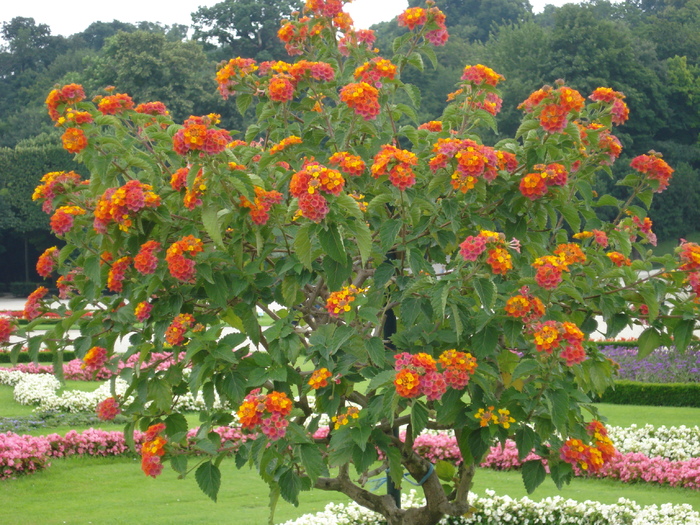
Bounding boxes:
600 345 700 383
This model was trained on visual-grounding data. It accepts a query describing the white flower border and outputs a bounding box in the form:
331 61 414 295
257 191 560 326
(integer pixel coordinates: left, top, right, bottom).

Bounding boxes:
280 489 700 525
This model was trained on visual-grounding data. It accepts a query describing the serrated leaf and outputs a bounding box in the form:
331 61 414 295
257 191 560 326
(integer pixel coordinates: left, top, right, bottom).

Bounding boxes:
299 444 327 483
236 93 252 116
403 84 421 108
473 278 496 310
559 205 581 233
294 223 314 270
345 219 371 266
421 46 438 70
521 460 546 494
410 401 429 439
380 219 402 252
366 337 386 367
673 319 695 353
195 461 221 502
202 205 225 250
548 389 569 434
515 426 537 460
334 194 364 219
367 370 396 393
318 224 346 264
637 327 661 359
435 460 456 482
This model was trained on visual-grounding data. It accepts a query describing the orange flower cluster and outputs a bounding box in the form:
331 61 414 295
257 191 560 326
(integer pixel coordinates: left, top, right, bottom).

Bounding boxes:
36 246 59 278
531 320 586 365
631 216 657 246
331 406 360 430
474 406 515 429
50 206 86 235
240 186 284 225
96 397 120 421
134 240 161 275
397 5 448 46
354 58 397 87
504 287 546 323
82 345 108 372
237 389 293 440
93 181 161 233
56 108 93 127
290 160 345 222
97 93 134 115
326 285 364 317
459 230 513 275
134 301 153 322
56 273 75 299
45 83 85 121
678 240 700 271
268 74 295 102
340 82 380 120
135 101 168 116
0 317 16 344
519 84 586 134
607 251 632 267
170 167 206 210
394 350 477 400
173 115 231 156
61 127 88 153
589 87 629 126
532 254 570 290
166 235 203 282
23 287 48 320
630 152 674 193
553 243 586 265
269 135 302 155
328 151 366 176
308 368 332 389
561 421 615 473
519 163 569 200
337 29 376 57
461 64 504 87
371 145 418 190
107 256 131 292
277 18 314 56
430 138 514 192
165 313 196 346
216 57 259 99
398 7 427 30
305 0 344 18
573 229 608 248
33 170 82 213
141 423 167 478
418 121 442 132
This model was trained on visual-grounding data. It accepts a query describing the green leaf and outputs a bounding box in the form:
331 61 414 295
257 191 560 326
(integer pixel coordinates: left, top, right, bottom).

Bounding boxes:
421 46 438 70
471 326 498 358
195 461 221 502
201 205 225 250
323 255 352 291
637 327 661 359
407 51 424 71
334 194 363 219
367 370 396 393
559 205 581 233
403 84 421 108
345 219 371 266
165 413 188 438
435 460 456 482
386 446 403 488
170 455 188 476
673 320 695 353
84 255 101 285
473 278 496 310
300 444 328 483
365 337 386 367
318 224 346 264
521 460 546 494
410 401 429 439
515 426 537 460
548 389 569 434
148 378 172 412
294 223 314 270
373 263 395 289
380 219 403 252
236 93 253 116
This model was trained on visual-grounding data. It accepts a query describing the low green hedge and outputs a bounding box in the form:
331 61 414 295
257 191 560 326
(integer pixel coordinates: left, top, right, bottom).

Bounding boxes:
598 380 700 407
0 350 77 364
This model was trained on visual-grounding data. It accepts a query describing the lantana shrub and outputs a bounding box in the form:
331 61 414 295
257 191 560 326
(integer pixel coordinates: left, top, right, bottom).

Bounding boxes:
4 0 699 523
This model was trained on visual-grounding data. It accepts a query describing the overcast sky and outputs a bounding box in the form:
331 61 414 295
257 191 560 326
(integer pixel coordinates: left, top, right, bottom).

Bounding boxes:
2 0 588 39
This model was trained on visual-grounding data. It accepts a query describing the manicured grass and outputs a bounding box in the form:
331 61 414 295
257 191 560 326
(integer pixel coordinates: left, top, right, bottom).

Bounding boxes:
0 385 35 417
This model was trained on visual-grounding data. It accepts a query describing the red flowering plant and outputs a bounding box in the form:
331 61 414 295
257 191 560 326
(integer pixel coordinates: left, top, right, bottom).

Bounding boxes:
4 1 698 524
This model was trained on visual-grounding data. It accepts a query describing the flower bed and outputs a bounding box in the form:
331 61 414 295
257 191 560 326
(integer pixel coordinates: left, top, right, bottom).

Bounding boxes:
601 345 700 383
280 489 700 525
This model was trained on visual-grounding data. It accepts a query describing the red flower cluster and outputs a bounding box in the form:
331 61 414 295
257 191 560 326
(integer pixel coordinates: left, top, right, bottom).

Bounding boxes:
329 151 366 176
337 29 376 57
165 313 196 346
430 138 510 192
269 135 302 155
61 128 88 153
308 368 332 389
36 246 59 278
459 231 513 275
325 285 364 317
519 163 569 200
573 229 608 248
32 170 82 213
240 186 284 225
135 101 168 116
305 0 344 18
561 421 615 472
216 57 259 98
519 84 585 134
93 181 161 233
398 7 427 30
134 241 161 275
340 82 381 120
50 206 86 235
96 397 121 421
461 64 504 87
371 145 418 190
141 423 167 478
173 115 231 156
170 167 206 210
290 160 345 222
277 18 312 56
354 58 397 87
0 317 15 344
97 93 134 115
165 235 204 282
531 320 586 365
418 121 442 132
107 256 131 292
394 350 477 400
397 5 448 45
532 254 570 290
630 152 674 193
82 346 108 372
134 301 153 322
678 240 700 272
268 74 295 102
23 287 48 320
45 83 85 121
57 273 75 299
237 389 293 441
589 87 629 126
631 216 657 246
607 251 632 267
504 288 546 324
